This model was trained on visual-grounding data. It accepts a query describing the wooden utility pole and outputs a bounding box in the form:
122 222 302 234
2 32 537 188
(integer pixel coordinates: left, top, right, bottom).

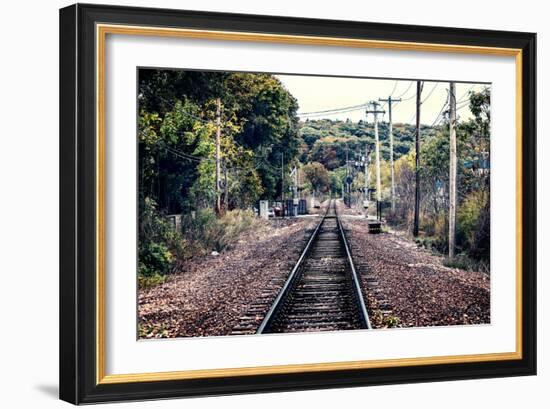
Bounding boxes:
291 166 298 200
379 96 401 211
295 168 299 201
413 81 423 237
215 98 222 214
281 153 285 217
292 167 298 216
345 146 349 206
297 167 300 199
364 147 369 203
346 145 352 207
223 164 229 212
448 82 457 258
366 101 385 214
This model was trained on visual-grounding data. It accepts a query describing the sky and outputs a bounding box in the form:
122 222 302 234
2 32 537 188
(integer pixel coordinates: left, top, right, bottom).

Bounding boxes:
276 74 488 126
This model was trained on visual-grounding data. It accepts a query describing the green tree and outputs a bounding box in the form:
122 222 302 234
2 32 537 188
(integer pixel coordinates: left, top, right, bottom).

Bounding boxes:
137 70 300 278
302 162 330 194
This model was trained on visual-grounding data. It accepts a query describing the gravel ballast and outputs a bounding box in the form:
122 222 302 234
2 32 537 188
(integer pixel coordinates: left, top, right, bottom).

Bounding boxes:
339 207 490 328
138 217 318 338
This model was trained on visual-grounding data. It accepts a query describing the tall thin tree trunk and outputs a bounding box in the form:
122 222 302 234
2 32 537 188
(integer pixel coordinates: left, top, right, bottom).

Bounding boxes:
449 82 457 258
215 97 222 214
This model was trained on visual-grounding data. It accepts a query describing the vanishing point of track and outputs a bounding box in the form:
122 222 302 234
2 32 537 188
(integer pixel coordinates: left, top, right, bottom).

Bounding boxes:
256 199 371 334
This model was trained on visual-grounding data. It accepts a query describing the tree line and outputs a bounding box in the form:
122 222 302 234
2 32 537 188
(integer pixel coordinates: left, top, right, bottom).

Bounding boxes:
138 70 300 282
138 70 491 282
139 69 301 214
299 90 490 268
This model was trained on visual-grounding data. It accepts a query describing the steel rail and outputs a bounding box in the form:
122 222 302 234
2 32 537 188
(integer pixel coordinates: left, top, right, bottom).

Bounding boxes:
335 207 372 329
256 204 330 334
257 200 371 334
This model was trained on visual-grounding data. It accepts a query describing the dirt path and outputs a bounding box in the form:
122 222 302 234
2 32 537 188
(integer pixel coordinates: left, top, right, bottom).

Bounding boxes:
338 203 490 329
138 217 319 338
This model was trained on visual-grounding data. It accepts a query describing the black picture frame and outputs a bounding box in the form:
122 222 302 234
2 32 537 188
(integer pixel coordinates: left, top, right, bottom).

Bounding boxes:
60 3 536 404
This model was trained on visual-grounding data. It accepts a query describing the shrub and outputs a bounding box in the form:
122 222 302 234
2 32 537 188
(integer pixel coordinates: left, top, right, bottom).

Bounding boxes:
443 253 490 273
138 199 260 287
138 197 187 279
182 208 258 253
414 236 447 253
383 315 401 328
412 190 489 264
420 212 445 237
457 190 490 260
138 242 175 277
215 209 257 250
138 272 167 289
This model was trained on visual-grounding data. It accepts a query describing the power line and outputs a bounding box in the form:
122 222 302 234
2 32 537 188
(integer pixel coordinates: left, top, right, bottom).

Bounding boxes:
421 82 439 104
394 81 414 99
297 80 458 119
456 102 472 112
430 103 448 127
297 103 368 117
298 80 415 117
299 107 368 118
426 84 478 125
399 93 416 102
166 146 201 160
457 84 476 103
406 110 417 125
429 89 450 127
165 147 203 163
389 80 399 97
167 143 287 173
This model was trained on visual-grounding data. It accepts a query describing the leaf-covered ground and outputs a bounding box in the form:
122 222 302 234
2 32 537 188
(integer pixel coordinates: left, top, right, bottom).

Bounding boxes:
338 203 490 329
139 201 490 339
138 217 318 338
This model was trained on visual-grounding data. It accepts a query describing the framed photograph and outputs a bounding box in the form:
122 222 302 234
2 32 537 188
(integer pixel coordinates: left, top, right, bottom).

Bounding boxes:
59 3 536 404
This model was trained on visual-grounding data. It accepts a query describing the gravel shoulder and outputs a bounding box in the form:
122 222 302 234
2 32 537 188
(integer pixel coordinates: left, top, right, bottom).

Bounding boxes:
138 216 319 338
338 203 490 329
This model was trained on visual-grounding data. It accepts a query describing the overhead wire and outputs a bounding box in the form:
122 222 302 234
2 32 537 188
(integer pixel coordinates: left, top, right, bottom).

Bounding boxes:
430 104 448 127
297 102 368 117
298 80 406 118
421 82 439 104
457 84 476 103
166 144 284 174
388 80 399 97
394 81 414 99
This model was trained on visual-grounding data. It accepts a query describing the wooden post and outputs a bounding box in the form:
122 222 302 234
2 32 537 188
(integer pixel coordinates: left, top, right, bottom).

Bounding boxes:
345 145 349 207
224 163 228 212
380 96 401 212
374 108 381 203
281 153 284 217
215 98 221 214
366 101 385 219
364 147 369 204
413 81 423 237
448 82 457 258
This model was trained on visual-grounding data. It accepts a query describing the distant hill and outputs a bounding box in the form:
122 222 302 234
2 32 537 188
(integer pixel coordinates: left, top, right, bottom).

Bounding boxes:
297 118 438 170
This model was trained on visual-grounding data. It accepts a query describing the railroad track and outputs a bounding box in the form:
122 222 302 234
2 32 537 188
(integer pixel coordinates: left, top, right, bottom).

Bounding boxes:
255 199 371 334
